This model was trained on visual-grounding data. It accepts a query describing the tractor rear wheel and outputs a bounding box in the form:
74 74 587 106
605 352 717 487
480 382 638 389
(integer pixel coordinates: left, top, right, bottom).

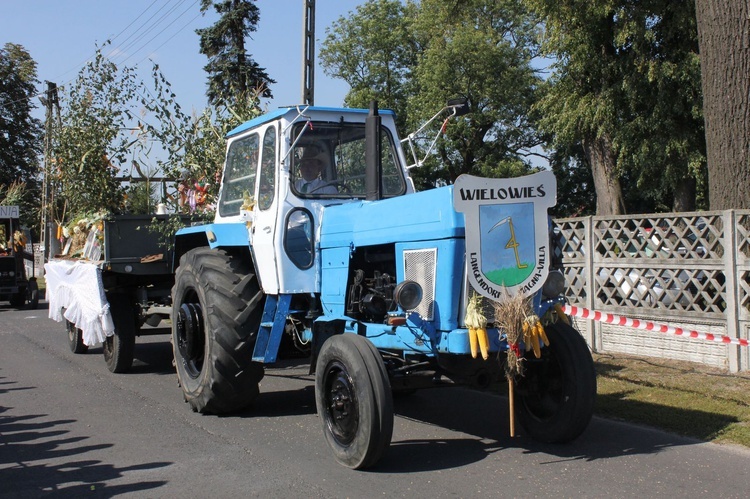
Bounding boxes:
315 334 393 469
515 321 596 443
172 247 265 414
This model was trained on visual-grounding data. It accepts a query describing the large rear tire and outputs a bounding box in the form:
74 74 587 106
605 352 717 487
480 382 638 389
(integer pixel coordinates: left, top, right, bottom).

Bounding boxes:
315 334 394 469
515 321 596 443
172 247 265 414
103 294 136 373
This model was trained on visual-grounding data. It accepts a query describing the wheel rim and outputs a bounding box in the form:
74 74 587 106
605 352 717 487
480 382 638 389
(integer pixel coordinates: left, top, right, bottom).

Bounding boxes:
520 350 566 421
323 360 359 446
176 300 205 379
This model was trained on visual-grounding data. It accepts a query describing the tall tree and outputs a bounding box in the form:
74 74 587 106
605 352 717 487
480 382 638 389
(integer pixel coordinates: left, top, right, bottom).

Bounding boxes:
51 48 193 223
321 0 542 189
197 0 275 107
695 0 750 209
528 0 706 215
409 0 542 184
320 0 419 131
0 43 42 199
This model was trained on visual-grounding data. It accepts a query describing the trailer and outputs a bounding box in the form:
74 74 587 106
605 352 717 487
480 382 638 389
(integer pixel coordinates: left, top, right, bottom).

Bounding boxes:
0 205 38 309
46 215 184 372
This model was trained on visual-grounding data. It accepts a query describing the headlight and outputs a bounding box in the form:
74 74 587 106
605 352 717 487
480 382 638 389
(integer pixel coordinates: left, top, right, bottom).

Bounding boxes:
393 280 423 311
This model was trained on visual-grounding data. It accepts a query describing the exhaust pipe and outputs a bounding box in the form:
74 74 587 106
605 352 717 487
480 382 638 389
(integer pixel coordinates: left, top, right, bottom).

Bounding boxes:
365 100 382 201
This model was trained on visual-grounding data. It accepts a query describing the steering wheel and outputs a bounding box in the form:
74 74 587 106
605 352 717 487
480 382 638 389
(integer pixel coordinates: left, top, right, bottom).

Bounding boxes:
308 181 352 195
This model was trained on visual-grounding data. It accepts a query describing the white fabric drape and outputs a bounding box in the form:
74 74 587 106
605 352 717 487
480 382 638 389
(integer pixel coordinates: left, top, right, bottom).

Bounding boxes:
45 260 115 346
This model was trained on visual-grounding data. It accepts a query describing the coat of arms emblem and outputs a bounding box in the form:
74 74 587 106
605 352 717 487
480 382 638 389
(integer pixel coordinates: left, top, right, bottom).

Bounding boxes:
453 171 557 301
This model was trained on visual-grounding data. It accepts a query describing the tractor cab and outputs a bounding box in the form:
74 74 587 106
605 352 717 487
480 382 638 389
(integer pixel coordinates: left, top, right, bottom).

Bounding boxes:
211 105 414 296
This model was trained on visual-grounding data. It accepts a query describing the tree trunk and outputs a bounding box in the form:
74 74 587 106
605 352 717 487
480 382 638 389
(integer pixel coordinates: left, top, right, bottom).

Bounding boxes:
673 176 697 212
582 134 625 215
695 0 750 209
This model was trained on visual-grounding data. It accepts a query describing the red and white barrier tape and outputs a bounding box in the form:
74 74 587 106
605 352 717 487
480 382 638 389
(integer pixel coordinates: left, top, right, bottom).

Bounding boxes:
561 304 750 348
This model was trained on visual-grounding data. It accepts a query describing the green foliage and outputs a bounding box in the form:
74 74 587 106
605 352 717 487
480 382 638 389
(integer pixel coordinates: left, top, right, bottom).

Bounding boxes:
0 181 28 207
197 0 275 107
526 0 706 212
50 46 201 226
163 90 263 214
125 182 157 215
320 0 419 131
52 52 128 219
321 0 542 185
0 43 42 227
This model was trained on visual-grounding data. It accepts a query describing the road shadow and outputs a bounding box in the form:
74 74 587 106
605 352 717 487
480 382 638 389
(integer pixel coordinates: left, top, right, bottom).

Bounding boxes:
371 385 703 473
129 339 175 376
0 300 49 313
0 376 171 497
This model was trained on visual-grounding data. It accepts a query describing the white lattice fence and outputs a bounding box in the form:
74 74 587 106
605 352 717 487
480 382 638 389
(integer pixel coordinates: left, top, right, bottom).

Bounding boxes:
553 210 750 372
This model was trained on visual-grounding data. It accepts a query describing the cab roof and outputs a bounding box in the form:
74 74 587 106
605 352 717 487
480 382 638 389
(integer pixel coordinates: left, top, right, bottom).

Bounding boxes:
226 105 396 138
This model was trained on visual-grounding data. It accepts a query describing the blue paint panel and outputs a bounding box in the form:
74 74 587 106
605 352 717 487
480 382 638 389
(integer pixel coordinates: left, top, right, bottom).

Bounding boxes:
320 186 465 249
359 323 506 356
227 106 397 138
252 294 292 363
319 246 351 316
226 108 289 137
175 222 248 249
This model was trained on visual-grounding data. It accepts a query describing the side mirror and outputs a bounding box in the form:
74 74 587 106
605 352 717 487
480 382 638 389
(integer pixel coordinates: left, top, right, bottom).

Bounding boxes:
447 97 469 116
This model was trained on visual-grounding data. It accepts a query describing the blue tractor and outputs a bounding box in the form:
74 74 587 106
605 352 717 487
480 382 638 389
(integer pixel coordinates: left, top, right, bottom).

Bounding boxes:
171 102 596 469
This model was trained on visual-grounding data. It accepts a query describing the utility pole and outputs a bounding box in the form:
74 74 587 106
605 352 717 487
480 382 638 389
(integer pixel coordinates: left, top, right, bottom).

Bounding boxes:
301 0 315 105
39 81 60 262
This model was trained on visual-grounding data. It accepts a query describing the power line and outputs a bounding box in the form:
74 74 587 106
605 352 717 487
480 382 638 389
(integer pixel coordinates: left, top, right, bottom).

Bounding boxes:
123 0 202 66
48 0 169 84
110 0 189 64
133 10 205 67
5 1 205 110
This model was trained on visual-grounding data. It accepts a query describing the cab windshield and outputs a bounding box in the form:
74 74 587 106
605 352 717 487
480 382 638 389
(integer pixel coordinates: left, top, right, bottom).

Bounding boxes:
290 122 406 198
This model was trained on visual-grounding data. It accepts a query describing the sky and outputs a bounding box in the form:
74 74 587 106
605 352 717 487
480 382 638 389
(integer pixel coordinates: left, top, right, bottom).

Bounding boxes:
1 0 366 122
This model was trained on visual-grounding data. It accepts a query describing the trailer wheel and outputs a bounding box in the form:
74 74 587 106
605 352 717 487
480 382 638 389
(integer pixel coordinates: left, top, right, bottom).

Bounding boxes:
515 321 596 443
103 294 136 373
172 247 265 414
27 280 39 310
9 288 26 308
315 334 393 469
66 319 88 354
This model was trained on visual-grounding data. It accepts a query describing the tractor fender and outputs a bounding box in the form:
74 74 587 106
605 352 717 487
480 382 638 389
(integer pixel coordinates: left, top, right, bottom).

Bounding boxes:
173 222 251 272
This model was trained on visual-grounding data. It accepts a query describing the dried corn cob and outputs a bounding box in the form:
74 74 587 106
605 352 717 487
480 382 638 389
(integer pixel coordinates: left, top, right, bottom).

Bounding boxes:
465 293 488 360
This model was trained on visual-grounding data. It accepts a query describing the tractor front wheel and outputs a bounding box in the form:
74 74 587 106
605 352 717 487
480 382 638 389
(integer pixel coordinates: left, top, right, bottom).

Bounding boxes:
315 334 393 469
514 321 596 443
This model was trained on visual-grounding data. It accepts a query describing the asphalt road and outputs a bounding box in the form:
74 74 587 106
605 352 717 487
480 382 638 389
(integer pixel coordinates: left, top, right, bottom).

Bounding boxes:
1 301 749 498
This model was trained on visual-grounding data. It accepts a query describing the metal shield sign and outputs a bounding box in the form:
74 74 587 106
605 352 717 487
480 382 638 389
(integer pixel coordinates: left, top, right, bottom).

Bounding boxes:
453 171 557 301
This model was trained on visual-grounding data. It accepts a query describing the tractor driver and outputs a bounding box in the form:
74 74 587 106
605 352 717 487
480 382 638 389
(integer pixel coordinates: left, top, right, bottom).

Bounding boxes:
295 146 338 195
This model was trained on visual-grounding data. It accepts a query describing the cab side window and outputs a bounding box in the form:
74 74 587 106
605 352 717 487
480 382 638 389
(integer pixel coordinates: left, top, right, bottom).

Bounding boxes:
219 133 259 217
258 126 277 210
